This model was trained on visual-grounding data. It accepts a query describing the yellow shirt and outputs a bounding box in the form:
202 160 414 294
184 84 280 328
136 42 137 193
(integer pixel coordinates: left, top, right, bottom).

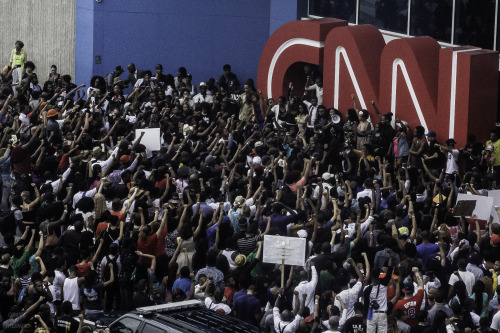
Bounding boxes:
353 149 375 171
486 139 500 166
10 48 27 73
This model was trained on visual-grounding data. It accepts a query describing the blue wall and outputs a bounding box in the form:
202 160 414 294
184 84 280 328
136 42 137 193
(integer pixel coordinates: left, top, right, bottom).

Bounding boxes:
75 0 289 87
269 0 308 35
75 0 95 84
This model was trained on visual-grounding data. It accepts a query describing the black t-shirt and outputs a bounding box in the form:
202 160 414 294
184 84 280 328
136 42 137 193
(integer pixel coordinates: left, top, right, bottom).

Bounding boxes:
379 123 396 154
0 287 15 323
481 242 500 263
113 183 129 200
426 141 443 170
40 155 59 176
133 291 155 308
311 253 331 274
410 324 428 333
56 315 79 333
0 266 13 278
343 315 365 333
83 283 104 310
100 227 120 254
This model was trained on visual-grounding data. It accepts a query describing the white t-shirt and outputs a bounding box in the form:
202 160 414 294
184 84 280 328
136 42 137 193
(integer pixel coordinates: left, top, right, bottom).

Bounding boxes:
491 310 500 332
193 93 213 105
205 297 231 314
334 282 362 319
445 149 459 174
273 307 302 333
53 270 66 301
356 188 373 199
367 284 389 311
305 84 323 105
448 270 476 296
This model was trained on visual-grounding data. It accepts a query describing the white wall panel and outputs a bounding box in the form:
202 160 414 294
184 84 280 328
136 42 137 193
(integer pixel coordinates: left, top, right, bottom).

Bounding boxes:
0 0 76 84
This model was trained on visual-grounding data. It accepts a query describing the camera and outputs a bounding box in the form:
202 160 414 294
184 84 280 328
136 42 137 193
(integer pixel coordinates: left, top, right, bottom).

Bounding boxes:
370 300 380 310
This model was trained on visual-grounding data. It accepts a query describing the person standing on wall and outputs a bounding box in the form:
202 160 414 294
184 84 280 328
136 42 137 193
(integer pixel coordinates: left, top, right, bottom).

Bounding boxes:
9 41 27 86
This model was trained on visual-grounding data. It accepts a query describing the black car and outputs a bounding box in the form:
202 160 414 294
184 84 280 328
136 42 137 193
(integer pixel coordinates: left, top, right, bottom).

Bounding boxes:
102 300 260 333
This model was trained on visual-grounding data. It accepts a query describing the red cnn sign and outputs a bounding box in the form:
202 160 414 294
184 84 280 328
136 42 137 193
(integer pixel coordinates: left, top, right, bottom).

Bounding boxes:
256 18 499 146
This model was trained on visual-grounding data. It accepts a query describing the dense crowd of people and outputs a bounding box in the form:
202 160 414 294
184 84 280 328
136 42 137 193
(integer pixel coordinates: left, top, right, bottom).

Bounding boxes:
1 41 500 333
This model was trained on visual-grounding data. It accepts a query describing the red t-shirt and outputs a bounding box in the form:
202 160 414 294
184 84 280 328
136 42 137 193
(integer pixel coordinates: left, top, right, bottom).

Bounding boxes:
155 228 168 256
58 153 70 170
379 273 399 300
96 222 109 238
137 233 158 266
466 218 487 233
155 179 167 192
392 289 424 326
76 260 93 278
11 145 32 174
110 210 126 222
137 233 158 256
224 286 236 302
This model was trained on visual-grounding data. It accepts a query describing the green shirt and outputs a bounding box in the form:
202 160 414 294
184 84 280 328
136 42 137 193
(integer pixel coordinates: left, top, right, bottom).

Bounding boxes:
11 249 31 279
247 251 260 278
319 270 335 295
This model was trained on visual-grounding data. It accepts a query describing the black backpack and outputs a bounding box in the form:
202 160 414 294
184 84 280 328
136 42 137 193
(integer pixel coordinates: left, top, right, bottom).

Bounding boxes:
118 250 135 285
0 209 18 235
104 255 119 282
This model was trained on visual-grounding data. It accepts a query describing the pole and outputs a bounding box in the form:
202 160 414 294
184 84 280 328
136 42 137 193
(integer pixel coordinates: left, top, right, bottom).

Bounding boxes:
281 259 285 288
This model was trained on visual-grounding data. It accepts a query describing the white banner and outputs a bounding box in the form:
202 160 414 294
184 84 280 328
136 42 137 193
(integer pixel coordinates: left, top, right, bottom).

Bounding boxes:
135 128 161 151
263 235 306 267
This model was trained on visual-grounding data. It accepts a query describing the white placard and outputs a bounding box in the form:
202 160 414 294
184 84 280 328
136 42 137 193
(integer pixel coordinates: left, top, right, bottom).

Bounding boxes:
456 193 494 221
263 235 306 267
488 190 500 223
135 128 161 151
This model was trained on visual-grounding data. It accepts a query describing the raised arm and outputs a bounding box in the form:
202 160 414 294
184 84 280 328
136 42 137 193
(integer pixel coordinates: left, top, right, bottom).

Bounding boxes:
36 256 47 276
177 204 189 232
103 262 115 287
89 238 104 263
347 257 363 282
156 208 167 238
22 127 41 150
261 216 272 237
34 231 44 257
371 100 383 121
25 228 36 251
390 276 401 305
136 251 156 271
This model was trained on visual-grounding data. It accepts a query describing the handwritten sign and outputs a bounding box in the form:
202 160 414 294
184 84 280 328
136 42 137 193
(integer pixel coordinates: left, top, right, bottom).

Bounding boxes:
263 235 306 267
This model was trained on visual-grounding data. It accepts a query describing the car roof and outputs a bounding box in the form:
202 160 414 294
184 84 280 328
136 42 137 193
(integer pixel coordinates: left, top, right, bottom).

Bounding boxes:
122 301 260 333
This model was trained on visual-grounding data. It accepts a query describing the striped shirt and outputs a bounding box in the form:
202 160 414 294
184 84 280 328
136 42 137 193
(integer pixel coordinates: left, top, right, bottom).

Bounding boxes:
236 234 261 256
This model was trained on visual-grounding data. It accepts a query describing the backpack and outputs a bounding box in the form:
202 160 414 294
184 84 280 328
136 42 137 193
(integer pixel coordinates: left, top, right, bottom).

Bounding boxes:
0 209 18 235
117 250 135 285
104 255 119 282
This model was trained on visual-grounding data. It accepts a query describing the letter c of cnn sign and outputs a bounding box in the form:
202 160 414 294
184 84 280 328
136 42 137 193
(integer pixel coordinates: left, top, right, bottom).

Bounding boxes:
256 18 499 146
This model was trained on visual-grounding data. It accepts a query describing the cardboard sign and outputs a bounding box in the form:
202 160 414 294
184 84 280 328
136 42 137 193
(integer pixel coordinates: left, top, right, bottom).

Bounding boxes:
488 190 500 223
456 193 494 220
135 128 161 151
453 200 476 217
263 235 306 267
